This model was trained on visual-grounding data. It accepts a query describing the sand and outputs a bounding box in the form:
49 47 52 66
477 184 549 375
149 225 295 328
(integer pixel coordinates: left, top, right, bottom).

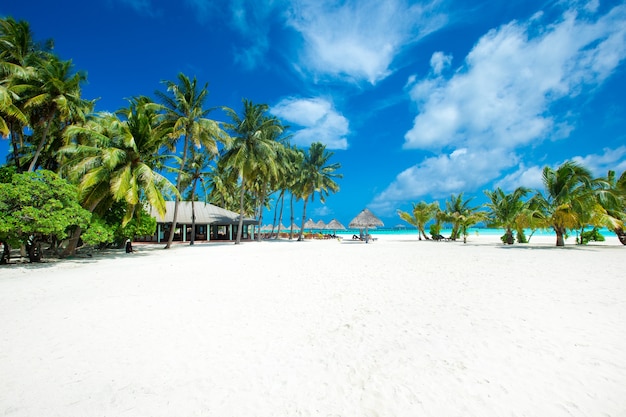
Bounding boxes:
1 234 625 417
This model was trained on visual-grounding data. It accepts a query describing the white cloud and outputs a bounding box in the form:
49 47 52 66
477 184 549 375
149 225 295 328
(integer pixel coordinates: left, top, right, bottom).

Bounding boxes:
372 3 626 210
271 97 350 149
370 147 518 215
572 146 626 176
285 0 447 84
494 164 545 192
429 51 452 75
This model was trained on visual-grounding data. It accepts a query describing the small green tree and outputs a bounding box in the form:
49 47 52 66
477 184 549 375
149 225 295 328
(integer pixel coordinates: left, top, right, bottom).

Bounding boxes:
0 170 91 262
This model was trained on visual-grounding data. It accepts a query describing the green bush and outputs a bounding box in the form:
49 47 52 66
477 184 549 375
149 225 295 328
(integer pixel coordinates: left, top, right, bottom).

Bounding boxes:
579 228 605 245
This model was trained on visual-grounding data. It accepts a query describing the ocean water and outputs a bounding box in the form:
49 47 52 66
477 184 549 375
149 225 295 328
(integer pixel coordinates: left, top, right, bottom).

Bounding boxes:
330 227 616 238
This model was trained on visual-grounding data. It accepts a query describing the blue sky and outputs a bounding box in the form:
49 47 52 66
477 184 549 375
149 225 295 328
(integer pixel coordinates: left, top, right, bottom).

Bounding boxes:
2 0 626 227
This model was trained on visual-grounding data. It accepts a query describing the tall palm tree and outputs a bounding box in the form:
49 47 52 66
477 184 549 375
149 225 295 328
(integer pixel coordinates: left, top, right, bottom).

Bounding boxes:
0 17 45 172
295 142 342 241
221 99 283 244
529 161 595 246
483 187 530 244
179 148 215 245
23 56 92 172
59 100 175 255
156 73 228 248
397 201 439 240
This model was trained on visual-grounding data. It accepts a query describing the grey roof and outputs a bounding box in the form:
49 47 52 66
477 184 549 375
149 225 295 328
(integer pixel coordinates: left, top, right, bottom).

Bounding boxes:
148 201 257 225
348 208 384 228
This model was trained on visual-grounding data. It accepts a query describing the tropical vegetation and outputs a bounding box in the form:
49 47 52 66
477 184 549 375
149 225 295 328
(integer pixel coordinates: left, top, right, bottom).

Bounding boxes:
0 16 343 261
400 162 626 246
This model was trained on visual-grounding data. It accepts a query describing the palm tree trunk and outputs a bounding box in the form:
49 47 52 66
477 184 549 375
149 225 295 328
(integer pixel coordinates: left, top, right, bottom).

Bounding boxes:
256 187 267 242
614 228 626 245
165 135 190 249
190 200 196 246
298 198 309 241
189 178 198 246
276 191 285 240
235 177 245 244
289 193 295 240
9 124 22 173
419 226 429 240
555 227 566 246
27 113 55 172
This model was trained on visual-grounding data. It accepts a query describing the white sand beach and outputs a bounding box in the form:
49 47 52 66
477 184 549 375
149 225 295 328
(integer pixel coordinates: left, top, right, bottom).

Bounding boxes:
1 234 625 417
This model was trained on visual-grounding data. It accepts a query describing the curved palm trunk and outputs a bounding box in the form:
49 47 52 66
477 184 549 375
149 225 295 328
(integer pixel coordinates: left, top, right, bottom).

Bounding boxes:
298 198 309 241
614 228 626 245
27 113 55 172
256 187 268 242
417 224 430 240
61 200 100 257
276 191 286 240
289 193 295 240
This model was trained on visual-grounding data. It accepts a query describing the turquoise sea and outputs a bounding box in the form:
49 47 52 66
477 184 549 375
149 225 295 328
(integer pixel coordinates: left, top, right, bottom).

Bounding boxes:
327 227 616 238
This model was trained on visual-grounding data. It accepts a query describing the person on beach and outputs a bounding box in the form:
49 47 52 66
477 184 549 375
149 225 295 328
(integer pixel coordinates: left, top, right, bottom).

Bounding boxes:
125 239 134 253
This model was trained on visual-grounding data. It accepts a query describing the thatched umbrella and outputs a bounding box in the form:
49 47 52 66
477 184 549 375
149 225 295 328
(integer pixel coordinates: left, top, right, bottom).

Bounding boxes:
314 220 326 232
303 218 316 231
348 208 384 243
325 219 346 235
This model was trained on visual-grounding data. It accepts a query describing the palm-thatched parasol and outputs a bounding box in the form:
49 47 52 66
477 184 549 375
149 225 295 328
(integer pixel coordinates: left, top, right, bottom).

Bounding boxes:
303 218 316 231
325 219 346 235
348 208 384 243
314 220 326 232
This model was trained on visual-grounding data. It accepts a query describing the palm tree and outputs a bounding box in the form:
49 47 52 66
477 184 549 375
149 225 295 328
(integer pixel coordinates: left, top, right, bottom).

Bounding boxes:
156 73 228 248
397 201 439 240
59 100 175 255
220 99 284 244
295 142 342 241
596 169 626 245
444 193 480 241
529 161 595 246
484 187 531 244
0 17 45 172
22 56 92 172
179 148 215 245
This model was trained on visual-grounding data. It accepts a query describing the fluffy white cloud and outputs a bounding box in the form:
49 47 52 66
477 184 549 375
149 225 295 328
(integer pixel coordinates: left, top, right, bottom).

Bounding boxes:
429 51 452 75
372 3 626 211
271 97 350 149
494 146 626 193
285 0 447 84
572 146 626 176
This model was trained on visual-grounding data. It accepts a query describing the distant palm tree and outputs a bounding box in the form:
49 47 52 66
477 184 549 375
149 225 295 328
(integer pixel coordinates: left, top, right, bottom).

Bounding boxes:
397 201 439 240
530 161 595 246
484 187 530 244
295 142 341 241
220 99 283 244
444 193 479 240
156 73 228 248
596 169 626 245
